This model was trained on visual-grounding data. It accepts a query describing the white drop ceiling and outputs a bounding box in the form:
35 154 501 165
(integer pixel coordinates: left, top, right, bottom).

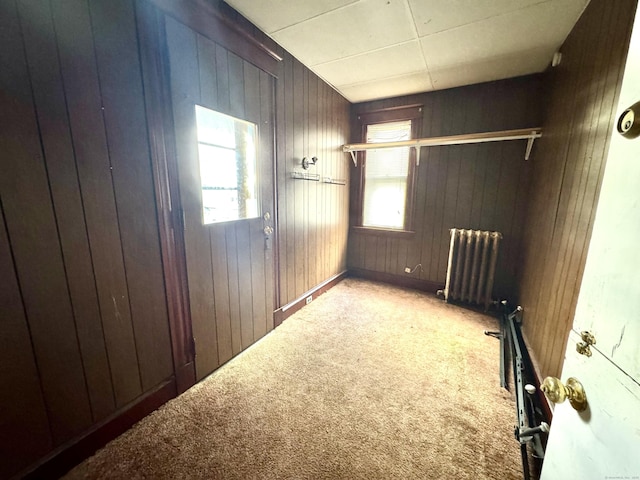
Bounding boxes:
225 0 590 103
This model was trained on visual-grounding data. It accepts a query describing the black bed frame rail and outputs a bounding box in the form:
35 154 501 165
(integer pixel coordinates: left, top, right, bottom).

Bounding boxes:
485 303 548 480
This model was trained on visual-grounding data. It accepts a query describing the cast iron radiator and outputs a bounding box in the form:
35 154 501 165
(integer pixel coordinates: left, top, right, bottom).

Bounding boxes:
439 228 502 310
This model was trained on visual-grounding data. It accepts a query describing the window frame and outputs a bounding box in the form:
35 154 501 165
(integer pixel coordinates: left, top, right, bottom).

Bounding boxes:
353 105 423 236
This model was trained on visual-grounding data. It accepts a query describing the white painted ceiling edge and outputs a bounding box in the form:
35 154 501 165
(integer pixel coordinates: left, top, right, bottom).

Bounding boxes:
225 0 590 103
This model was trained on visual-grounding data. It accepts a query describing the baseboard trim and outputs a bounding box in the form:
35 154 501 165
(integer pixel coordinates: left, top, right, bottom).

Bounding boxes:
21 377 177 480
274 271 348 326
175 361 196 394
521 331 554 423
348 268 443 293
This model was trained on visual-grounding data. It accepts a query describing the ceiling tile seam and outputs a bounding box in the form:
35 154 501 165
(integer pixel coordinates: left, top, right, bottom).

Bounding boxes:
336 69 432 89
309 39 421 68
415 0 554 39
267 0 362 35
405 0 433 89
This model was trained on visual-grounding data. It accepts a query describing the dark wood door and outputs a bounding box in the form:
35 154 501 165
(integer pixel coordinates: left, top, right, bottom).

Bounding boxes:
164 15 276 380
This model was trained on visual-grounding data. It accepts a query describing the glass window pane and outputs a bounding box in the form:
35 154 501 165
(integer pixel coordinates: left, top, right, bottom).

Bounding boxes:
198 144 237 189
362 121 412 229
195 105 260 224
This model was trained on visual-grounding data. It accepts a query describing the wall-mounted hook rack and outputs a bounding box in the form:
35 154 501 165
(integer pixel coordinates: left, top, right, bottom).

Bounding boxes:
322 177 346 185
291 171 320 181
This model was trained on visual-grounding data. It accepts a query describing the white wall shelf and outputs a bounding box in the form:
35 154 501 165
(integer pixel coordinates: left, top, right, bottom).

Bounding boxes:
343 127 543 166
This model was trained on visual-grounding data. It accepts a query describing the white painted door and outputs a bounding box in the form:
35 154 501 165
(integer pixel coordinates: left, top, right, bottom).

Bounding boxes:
541 5 640 478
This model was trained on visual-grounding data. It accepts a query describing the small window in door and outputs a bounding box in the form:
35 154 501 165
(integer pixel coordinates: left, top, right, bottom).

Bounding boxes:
195 105 259 224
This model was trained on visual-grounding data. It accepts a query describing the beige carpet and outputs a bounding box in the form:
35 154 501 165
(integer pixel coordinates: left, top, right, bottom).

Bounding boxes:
64 278 522 480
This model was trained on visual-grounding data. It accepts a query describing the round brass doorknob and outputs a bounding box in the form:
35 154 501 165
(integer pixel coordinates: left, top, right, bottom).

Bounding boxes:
541 376 588 412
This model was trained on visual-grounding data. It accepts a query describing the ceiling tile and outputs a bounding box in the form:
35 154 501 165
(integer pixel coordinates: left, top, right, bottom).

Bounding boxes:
408 0 548 37
313 41 426 88
429 46 552 90
340 72 434 103
271 0 416 67
225 0 358 34
420 0 586 69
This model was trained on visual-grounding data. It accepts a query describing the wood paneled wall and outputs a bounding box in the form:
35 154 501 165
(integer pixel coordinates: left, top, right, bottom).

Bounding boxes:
517 0 637 378
0 0 174 477
275 51 351 307
0 0 351 475
348 76 543 301
211 1 351 310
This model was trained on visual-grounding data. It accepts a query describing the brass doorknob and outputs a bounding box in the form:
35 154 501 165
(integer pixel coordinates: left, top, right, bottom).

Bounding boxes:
540 376 588 411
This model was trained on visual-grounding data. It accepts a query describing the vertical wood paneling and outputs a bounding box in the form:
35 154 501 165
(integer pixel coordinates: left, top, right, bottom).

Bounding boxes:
0 205 52 480
0 0 93 444
1 0 176 475
51 0 143 406
236 221 255 349
348 76 544 299
274 53 350 308
284 54 296 304
18 0 115 421
517 0 636 378
210 227 232 364
90 0 172 392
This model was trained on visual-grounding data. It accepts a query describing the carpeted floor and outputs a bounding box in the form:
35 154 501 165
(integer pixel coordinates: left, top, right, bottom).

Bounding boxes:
64 278 522 480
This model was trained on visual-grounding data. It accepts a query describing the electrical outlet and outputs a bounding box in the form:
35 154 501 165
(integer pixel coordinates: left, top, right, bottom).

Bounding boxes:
404 267 412 273
306 295 312 304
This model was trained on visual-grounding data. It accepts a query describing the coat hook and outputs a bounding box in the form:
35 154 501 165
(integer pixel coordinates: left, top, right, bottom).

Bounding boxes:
302 156 318 169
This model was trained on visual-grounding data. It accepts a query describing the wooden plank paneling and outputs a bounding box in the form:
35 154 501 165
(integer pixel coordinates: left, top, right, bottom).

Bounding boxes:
236 221 255 349
0 205 52 480
1 0 182 474
274 54 350 308
51 0 143 407
0 0 93 444
90 0 173 392
518 0 636 378
348 75 544 299
210 227 233 364
17 0 115 422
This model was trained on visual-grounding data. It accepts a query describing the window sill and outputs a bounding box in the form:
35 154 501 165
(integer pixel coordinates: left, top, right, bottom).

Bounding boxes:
350 226 415 239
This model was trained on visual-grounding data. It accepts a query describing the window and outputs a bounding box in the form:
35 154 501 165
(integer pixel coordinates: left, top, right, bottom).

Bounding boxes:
195 105 259 224
356 106 421 233
363 121 412 229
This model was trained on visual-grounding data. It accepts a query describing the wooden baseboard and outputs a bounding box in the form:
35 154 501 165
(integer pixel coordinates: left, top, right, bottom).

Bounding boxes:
274 271 348 326
175 361 196 394
521 331 553 423
348 268 444 293
20 378 177 480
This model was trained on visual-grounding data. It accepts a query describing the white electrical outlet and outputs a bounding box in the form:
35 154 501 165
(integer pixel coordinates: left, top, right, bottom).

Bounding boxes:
404 267 412 273
306 295 312 304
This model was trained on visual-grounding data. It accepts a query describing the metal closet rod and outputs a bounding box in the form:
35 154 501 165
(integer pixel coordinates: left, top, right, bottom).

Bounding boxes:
343 127 543 165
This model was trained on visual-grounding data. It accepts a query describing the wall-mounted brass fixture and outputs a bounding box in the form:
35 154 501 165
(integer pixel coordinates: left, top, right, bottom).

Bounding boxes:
302 156 318 169
541 376 588 411
576 330 596 357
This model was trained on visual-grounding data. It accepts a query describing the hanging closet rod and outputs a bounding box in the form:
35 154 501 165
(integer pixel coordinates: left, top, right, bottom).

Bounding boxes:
343 127 542 166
